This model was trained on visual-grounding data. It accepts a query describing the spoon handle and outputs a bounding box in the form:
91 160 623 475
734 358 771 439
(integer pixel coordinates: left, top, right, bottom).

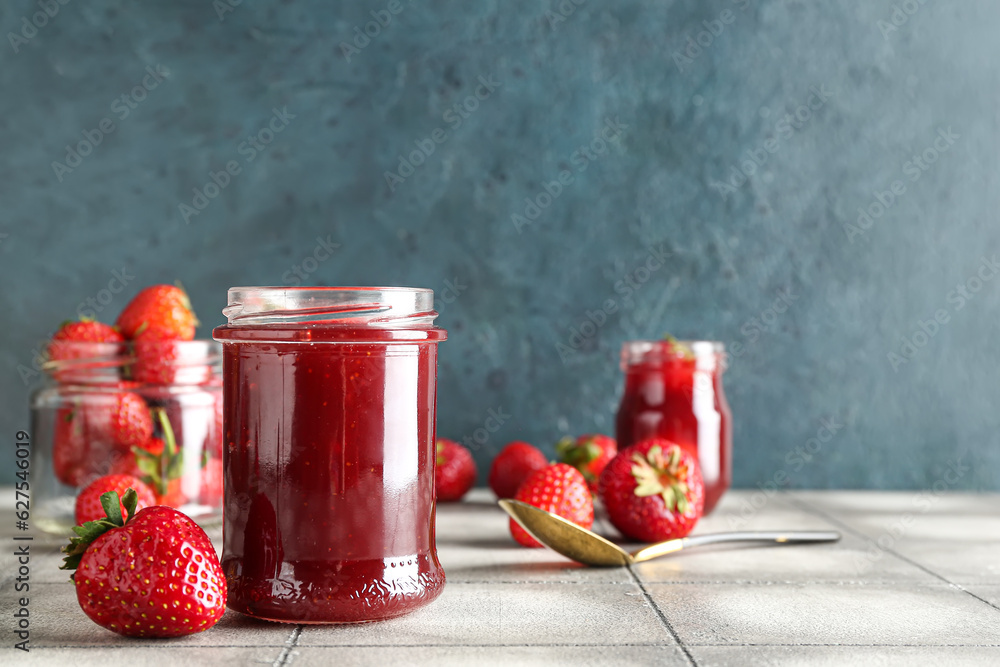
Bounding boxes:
632 530 841 563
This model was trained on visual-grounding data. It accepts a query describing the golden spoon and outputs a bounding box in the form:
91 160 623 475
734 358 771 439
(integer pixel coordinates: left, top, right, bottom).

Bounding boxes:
499 499 841 567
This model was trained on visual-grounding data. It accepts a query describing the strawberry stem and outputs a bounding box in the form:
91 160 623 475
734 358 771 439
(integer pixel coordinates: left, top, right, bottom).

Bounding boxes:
138 409 184 495
630 444 693 515
60 488 140 576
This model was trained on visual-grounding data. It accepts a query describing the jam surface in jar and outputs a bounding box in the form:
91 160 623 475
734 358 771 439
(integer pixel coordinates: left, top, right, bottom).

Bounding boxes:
214 287 446 623
615 340 732 514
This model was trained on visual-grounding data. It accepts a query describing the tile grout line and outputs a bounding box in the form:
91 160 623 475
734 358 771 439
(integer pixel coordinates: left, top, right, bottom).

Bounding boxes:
272 626 302 667
786 495 1000 616
625 564 699 667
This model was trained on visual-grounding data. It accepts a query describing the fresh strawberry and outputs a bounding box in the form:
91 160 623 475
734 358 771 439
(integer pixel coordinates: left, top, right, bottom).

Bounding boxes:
87 392 153 452
556 434 617 493
488 441 548 498
598 438 704 542
52 405 90 486
61 488 226 637
509 463 593 548
75 474 156 524
48 319 124 362
435 438 477 502
135 436 166 456
116 284 198 341
131 409 186 507
157 478 188 508
131 335 182 384
52 398 125 487
108 438 165 477
130 335 214 385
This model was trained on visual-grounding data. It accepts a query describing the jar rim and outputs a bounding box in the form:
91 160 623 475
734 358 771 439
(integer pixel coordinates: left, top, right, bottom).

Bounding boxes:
220 286 441 328
622 340 726 352
620 340 727 370
42 339 221 386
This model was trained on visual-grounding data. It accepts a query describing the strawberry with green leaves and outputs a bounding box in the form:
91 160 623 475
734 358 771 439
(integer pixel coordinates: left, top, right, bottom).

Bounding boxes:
106 408 186 507
117 284 199 384
598 438 704 542
556 434 617 493
61 488 226 637
75 474 156 524
48 319 124 363
510 463 593 548
116 284 198 341
109 436 168 475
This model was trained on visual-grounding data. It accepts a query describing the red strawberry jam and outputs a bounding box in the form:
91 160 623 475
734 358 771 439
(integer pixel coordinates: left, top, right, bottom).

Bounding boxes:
615 340 731 514
213 287 447 623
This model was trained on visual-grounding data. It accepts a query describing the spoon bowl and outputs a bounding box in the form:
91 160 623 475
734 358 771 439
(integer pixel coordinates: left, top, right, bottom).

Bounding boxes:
499 499 841 567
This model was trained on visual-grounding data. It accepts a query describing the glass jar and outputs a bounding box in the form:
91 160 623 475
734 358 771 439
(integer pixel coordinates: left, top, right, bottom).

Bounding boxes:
615 340 732 514
30 340 223 535
212 287 448 624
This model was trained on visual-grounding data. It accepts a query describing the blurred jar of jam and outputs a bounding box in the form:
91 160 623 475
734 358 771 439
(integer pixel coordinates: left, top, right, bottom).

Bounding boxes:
615 340 731 513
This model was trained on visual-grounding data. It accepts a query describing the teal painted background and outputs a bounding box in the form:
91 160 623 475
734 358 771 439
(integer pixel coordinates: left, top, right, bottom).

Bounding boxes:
1 0 997 490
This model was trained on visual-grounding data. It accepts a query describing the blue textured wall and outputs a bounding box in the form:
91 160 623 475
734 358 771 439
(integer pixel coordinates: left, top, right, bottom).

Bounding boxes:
1 0 997 490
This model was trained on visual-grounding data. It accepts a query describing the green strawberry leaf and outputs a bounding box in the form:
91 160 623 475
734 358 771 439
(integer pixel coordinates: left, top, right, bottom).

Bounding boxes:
100 491 123 526
630 444 695 515
60 489 139 577
121 487 139 521
661 333 694 360
557 437 602 469
146 408 184 495
166 455 184 481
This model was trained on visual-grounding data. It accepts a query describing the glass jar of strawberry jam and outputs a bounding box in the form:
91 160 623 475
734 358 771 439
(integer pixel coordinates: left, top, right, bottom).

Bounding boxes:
212 287 448 623
615 340 732 514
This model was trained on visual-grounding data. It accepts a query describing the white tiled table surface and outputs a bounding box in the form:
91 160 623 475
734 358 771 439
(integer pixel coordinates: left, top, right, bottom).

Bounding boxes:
2 489 999 666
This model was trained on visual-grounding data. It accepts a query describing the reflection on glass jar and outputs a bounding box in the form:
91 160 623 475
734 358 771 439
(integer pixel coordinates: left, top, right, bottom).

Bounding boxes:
615 340 732 514
213 286 447 624
30 340 223 535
